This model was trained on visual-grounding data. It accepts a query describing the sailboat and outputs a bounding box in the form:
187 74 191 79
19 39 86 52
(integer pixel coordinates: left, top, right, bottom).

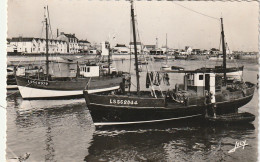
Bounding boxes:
83 2 255 126
15 7 125 99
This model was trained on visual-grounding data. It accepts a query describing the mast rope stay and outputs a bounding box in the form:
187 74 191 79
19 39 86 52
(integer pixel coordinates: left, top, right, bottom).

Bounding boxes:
133 4 164 97
172 2 219 21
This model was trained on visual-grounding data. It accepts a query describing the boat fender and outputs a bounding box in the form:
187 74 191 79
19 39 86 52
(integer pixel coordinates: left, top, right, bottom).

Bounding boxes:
222 91 229 99
242 90 246 97
150 72 154 83
163 73 170 86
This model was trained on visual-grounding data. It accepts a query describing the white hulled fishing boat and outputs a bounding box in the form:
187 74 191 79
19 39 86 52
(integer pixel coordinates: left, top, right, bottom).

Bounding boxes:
15 7 125 99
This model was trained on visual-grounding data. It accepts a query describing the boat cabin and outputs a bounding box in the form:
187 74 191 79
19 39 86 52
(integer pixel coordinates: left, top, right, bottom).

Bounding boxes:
79 64 100 77
150 49 164 55
182 72 216 96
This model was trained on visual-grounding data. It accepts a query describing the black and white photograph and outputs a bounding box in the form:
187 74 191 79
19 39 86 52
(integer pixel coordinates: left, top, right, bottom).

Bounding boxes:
2 0 259 161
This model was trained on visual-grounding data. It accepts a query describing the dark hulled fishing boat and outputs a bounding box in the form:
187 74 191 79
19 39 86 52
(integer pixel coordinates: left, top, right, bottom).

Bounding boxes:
15 7 124 99
83 2 255 126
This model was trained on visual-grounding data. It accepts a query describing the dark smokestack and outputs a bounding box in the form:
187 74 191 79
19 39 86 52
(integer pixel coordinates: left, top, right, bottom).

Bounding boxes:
57 29 59 37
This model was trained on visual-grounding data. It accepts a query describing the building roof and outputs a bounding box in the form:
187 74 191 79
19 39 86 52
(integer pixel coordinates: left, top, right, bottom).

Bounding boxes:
129 42 142 45
62 33 78 39
10 37 34 42
115 44 126 47
10 37 66 43
79 40 90 43
144 45 156 49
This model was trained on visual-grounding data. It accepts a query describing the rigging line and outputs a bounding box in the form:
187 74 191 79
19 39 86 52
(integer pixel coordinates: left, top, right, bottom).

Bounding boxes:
129 18 132 74
172 2 220 21
135 18 164 96
55 53 61 73
40 21 45 39
6 82 32 98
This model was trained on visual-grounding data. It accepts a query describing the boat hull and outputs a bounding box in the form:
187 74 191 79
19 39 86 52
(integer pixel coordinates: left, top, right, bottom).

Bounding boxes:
84 85 255 126
16 75 122 99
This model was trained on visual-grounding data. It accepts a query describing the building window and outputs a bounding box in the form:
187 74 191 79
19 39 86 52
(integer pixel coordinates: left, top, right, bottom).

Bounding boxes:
38 48 40 51
199 75 204 80
87 67 90 72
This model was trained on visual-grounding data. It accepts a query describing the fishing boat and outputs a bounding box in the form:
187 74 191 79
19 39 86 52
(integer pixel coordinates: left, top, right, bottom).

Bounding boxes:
7 66 18 90
153 55 167 62
83 2 255 126
151 49 166 61
15 7 124 99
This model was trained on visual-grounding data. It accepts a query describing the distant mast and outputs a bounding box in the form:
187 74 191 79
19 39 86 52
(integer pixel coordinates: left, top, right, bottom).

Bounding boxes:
131 0 140 93
45 7 49 80
221 17 226 85
108 43 111 75
166 33 167 53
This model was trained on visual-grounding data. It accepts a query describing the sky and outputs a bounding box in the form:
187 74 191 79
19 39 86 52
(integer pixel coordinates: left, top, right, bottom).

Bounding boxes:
7 0 259 52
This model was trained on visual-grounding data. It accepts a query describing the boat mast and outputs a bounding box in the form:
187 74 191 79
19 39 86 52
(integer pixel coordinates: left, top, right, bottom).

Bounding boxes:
166 33 168 64
108 43 111 75
45 8 49 80
220 17 226 85
166 33 167 53
131 0 140 93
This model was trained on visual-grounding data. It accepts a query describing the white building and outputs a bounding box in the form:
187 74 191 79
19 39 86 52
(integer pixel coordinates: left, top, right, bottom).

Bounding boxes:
129 42 142 54
57 32 79 54
8 37 67 54
113 44 129 54
78 40 91 53
185 46 192 55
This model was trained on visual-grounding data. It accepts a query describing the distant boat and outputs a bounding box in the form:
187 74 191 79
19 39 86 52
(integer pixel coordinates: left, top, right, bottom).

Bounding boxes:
208 54 233 60
161 64 171 71
197 66 243 81
7 66 18 90
7 65 40 90
171 66 184 71
153 55 167 61
175 55 187 60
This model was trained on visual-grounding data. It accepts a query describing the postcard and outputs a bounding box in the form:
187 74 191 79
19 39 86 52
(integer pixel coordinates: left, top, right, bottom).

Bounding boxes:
2 0 259 161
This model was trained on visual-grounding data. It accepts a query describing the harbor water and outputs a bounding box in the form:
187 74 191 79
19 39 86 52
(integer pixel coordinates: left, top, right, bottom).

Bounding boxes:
6 57 258 161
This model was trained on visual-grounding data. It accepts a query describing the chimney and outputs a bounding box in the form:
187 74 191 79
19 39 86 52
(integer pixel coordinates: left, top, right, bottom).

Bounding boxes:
57 29 59 37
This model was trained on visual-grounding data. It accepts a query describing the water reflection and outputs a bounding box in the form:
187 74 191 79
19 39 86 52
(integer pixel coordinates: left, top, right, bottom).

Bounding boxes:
85 123 255 162
7 94 94 161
